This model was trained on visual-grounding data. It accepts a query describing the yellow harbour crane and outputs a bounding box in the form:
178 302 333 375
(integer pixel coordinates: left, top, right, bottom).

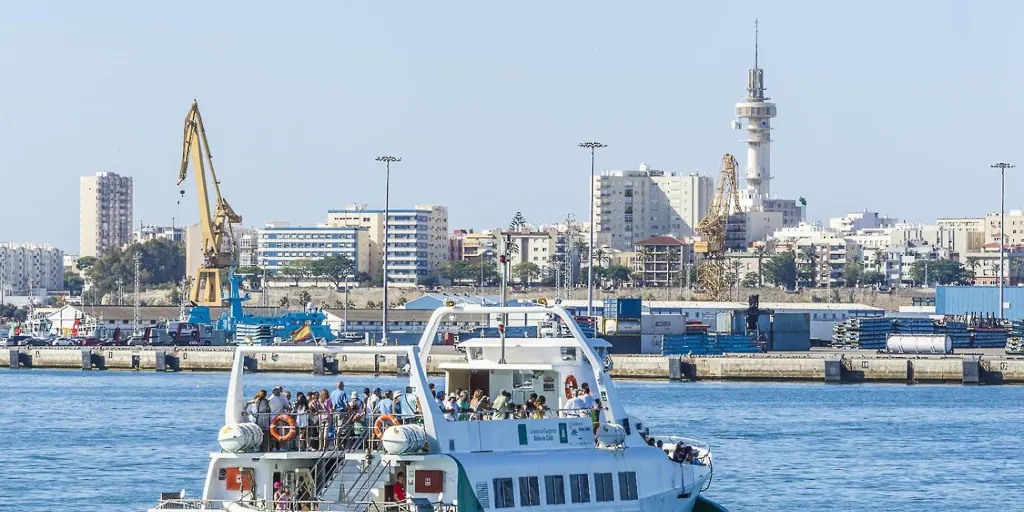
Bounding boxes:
178 100 242 306
694 154 740 301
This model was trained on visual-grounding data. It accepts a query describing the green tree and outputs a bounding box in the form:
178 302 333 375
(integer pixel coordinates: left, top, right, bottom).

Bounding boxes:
634 248 653 287
316 254 356 289
279 262 303 286
862 271 886 286
0 304 29 322
843 261 865 288
512 262 541 286
417 275 438 287
752 245 772 287
764 251 798 290
76 256 97 271
236 266 262 290
297 290 312 305
437 260 474 283
64 270 85 295
278 296 290 307
470 261 501 286
605 265 632 287
911 259 968 286
796 247 817 288
83 239 186 300
741 272 760 287
965 256 980 284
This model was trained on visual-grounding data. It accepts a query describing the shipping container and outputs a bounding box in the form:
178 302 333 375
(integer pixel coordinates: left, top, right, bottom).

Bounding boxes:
937 286 1024 320
640 314 689 335
603 298 642 319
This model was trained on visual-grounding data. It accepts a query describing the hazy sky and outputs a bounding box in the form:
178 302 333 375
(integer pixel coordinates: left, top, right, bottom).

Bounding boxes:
1 1 1021 252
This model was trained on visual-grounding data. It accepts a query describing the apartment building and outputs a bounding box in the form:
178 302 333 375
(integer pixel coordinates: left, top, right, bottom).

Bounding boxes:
80 171 133 257
325 204 448 286
132 224 184 244
593 164 714 251
0 243 65 293
633 236 692 287
256 223 369 276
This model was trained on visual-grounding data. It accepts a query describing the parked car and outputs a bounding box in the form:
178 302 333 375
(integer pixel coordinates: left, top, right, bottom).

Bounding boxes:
5 335 32 346
51 338 77 346
125 336 149 346
24 338 51 347
79 338 103 346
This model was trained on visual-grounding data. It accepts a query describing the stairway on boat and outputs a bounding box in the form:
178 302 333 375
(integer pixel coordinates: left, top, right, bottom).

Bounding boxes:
320 453 395 512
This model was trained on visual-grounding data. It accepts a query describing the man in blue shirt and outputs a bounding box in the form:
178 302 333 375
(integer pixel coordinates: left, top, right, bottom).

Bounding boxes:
377 391 395 416
329 381 346 411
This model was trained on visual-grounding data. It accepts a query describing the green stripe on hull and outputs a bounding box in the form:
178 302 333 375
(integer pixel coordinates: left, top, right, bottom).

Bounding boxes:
693 495 728 512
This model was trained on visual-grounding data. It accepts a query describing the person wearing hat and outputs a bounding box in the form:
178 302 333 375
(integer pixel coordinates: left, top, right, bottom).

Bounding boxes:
443 394 457 421
273 481 290 510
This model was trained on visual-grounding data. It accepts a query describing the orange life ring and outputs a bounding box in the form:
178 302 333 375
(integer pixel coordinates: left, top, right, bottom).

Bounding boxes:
270 414 296 442
374 414 398 439
564 375 579 399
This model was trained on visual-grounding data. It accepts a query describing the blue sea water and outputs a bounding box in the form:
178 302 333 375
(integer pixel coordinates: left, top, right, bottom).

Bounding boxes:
1 370 1022 512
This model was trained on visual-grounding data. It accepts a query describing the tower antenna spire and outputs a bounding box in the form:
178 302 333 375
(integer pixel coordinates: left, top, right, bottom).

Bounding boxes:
754 18 759 69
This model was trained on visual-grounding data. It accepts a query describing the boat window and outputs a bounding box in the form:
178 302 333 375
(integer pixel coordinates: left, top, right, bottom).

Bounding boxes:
618 472 638 501
544 475 565 505
518 476 540 507
594 472 614 502
493 478 515 509
569 474 590 503
512 371 534 390
560 347 577 361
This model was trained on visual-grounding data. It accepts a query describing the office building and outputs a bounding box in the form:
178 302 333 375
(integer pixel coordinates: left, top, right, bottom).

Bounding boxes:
80 171 133 257
256 223 369 276
325 204 449 286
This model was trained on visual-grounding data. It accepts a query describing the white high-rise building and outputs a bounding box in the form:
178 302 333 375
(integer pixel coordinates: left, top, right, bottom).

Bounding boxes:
0 243 65 293
593 164 714 251
325 205 449 286
80 171 133 257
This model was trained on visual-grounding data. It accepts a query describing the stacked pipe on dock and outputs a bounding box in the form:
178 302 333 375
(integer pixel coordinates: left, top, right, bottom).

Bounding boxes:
832 316 1010 350
662 332 759 356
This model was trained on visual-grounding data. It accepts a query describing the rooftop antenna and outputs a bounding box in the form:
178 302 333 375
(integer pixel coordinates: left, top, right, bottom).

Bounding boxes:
754 18 759 70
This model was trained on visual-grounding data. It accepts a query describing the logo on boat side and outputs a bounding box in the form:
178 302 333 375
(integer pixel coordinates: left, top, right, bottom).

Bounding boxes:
558 423 568 444
518 424 528 445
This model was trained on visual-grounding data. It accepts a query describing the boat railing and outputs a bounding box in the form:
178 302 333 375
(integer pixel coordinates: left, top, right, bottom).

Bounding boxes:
651 435 713 466
154 498 455 512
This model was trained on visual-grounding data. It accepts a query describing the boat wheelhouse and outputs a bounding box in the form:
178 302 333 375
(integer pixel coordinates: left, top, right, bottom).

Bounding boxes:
151 304 722 512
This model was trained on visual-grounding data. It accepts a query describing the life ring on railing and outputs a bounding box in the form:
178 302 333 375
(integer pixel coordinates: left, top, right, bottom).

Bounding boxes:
270 414 296 442
374 414 398 439
564 375 579 399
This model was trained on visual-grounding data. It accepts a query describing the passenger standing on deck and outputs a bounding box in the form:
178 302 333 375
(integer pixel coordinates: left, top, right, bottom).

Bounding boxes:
490 389 508 420
307 391 322 450
268 388 289 451
444 394 457 421
378 391 395 416
330 381 346 410
318 389 333 449
246 390 271 449
581 383 596 409
456 391 471 421
368 388 382 413
393 472 407 502
294 393 310 451
533 396 549 419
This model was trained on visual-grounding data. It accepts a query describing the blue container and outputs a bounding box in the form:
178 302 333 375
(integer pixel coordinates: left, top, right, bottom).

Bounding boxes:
604 298 641 319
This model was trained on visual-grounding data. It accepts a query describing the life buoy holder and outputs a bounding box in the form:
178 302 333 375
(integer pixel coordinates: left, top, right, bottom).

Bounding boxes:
269 414 296 442
564 375 579 399
374 414 398 439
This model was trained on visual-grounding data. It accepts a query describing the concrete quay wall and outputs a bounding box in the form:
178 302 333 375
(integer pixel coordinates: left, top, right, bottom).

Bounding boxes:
4 347 1024 385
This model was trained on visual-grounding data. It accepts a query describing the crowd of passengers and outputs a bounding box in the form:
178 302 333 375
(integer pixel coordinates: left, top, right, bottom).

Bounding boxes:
243 381 606 451
244 380 704 465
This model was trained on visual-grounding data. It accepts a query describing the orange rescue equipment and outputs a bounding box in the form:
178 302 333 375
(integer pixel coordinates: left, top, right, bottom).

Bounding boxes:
374 414 398 439
269 414 296 442
564 375 579 399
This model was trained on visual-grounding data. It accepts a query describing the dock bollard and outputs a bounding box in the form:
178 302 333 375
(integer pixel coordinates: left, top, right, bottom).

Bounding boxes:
8 348 19 370
155 350 166 372
824 356 842 384
81 347 93 370
962 356 981 385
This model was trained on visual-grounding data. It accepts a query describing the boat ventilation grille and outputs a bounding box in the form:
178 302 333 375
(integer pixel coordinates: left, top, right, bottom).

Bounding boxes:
475 481 490 508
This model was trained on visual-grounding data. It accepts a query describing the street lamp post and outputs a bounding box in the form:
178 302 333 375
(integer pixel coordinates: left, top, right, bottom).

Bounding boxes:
992 162 1015 320
578 141 607 316
376 155 401 344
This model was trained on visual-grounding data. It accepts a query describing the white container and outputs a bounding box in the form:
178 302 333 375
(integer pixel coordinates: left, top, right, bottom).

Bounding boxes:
641 314 688 335
596 423 626 447
218 422 264 452
885 334 952 355
381 424 428 454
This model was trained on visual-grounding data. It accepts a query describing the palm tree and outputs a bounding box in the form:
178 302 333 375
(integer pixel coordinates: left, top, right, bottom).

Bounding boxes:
752 245 772 287
593 247 608 269
966 256 980 284
635 247 653 287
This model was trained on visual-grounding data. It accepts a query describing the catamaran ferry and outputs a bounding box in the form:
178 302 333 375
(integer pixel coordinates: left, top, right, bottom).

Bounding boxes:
150 304 726 511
